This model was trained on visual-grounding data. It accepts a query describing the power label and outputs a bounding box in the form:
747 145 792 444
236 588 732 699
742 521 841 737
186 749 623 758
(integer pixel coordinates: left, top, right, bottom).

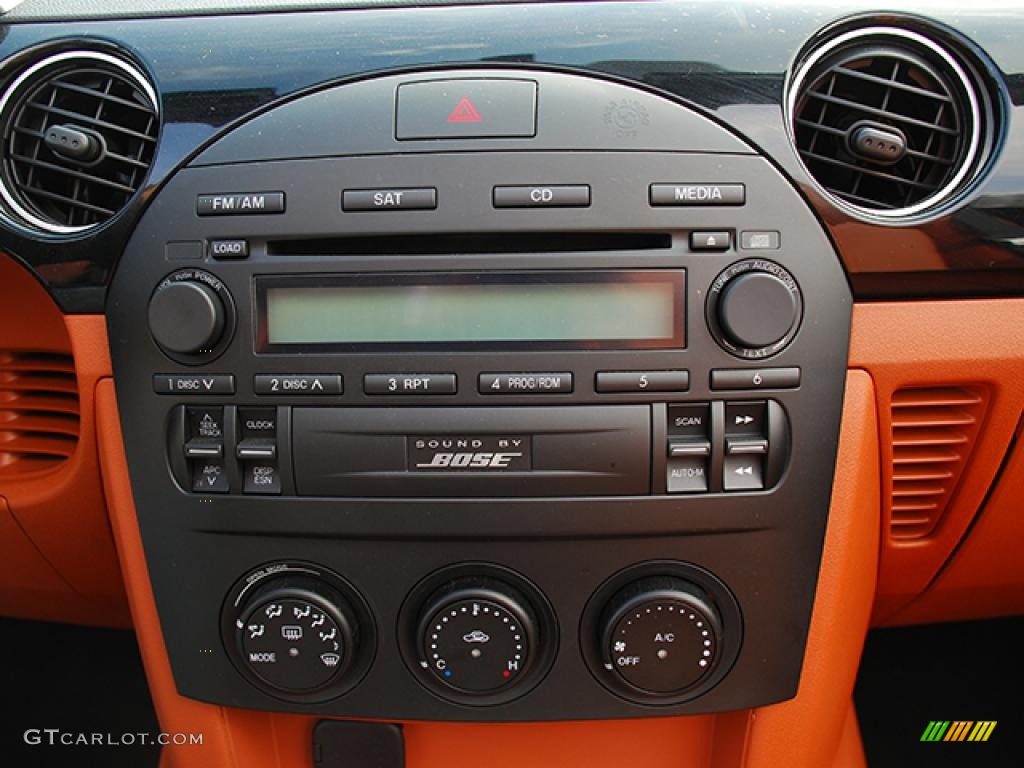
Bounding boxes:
409 436 532 471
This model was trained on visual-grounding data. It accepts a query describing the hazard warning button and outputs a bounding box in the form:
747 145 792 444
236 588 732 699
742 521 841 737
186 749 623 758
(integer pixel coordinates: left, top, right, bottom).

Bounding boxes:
396 78 537 140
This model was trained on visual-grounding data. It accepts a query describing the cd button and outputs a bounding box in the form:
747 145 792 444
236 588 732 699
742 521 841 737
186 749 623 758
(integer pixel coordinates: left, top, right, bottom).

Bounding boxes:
493 185 590 208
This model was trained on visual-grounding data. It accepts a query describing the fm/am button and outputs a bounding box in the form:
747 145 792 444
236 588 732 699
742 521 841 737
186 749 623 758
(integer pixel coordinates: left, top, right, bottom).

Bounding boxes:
197 192 284 216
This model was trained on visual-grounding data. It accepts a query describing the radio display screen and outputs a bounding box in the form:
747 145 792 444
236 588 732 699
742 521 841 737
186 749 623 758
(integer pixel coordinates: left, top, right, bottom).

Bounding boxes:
260 271 684 350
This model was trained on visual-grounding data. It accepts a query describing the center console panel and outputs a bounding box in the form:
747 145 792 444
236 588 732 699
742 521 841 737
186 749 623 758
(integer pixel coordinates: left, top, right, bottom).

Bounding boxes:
106 69 851 721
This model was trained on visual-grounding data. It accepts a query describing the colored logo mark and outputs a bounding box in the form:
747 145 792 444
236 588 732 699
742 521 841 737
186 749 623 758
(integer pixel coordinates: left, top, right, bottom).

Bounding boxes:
921 721 997 742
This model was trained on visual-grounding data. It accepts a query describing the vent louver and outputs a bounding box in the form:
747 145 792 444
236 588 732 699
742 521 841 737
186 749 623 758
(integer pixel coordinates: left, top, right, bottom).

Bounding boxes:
789 26 990 221
889 386 987 540
0 350 79 476
0 50 158 233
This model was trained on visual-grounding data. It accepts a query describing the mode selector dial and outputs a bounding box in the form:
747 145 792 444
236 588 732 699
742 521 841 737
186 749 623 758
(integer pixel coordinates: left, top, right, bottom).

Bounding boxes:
708 260 802 359
600 576 722 696
416 577 538 696
234 575 358 693
148 270 232 360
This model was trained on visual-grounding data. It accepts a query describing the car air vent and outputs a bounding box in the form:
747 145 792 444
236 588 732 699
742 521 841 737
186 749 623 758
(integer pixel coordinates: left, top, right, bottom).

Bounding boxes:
0 50 159 234
788 26 994 222
888 386 987 540
0 350 79 476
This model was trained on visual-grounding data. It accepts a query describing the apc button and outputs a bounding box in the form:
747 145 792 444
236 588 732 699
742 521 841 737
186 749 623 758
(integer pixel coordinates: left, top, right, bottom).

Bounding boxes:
493 185 590 208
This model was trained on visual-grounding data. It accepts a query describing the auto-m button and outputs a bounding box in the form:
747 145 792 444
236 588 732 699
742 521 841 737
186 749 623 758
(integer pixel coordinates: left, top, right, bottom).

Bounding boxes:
666 403 710 493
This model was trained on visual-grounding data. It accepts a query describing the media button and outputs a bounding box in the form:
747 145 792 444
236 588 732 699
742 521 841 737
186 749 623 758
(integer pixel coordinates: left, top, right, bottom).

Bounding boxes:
254 374 342 395
650 183 745 206
479 373 573 394
364 373 456 395
596 370 688 393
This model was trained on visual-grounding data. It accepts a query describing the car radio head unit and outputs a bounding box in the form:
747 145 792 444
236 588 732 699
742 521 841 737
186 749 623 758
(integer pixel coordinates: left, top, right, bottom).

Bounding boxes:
107 68 852 722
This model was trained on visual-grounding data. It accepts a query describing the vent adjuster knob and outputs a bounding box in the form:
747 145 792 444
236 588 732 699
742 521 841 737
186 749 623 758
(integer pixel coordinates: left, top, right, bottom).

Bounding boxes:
848 122 907 164
44 124 103 164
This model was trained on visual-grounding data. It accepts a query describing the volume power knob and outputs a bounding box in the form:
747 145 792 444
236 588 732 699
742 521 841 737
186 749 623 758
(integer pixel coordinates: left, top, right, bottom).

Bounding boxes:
708 260 802 358
148 271 230 358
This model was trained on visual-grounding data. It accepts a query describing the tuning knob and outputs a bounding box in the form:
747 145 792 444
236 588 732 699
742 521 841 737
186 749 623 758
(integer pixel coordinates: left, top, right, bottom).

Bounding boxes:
599 576 722 696
148 270 231 358
708 260 802 358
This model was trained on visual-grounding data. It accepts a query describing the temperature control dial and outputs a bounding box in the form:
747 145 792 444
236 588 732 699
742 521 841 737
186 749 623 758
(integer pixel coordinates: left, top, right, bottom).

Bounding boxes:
600 576 722 696
234 575 358 693
416 577 538 696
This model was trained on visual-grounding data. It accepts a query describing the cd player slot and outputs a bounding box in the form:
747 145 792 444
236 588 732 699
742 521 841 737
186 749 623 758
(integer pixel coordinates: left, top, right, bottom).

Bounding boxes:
265 232 672 257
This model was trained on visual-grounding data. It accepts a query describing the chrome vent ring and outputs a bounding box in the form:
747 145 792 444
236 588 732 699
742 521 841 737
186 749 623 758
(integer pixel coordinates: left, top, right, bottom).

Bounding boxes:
0 49 159 234
787 26 993 223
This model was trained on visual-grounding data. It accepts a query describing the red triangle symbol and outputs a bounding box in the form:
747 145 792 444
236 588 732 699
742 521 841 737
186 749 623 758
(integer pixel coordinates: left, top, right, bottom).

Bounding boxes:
448 96 483 123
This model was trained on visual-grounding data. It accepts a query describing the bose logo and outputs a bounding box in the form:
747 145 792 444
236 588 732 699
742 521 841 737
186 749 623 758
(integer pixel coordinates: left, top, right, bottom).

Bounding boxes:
415 452 523 469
